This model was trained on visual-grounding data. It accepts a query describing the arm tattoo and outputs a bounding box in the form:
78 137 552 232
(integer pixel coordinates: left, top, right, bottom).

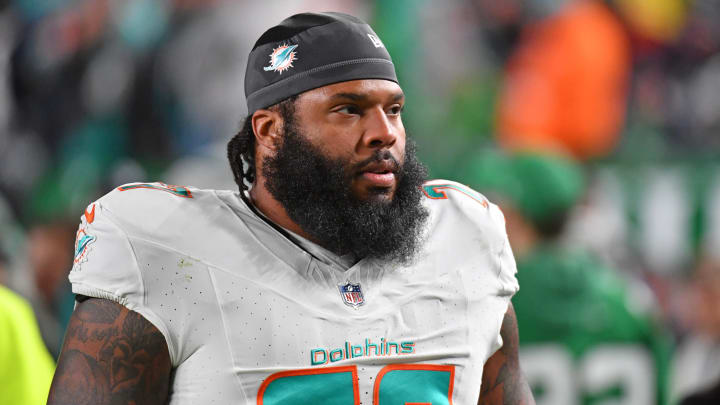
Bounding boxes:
479 304 535 405
47 298 172 405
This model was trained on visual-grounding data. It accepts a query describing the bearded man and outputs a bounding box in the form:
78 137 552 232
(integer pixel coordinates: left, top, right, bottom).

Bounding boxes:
47 12 534 405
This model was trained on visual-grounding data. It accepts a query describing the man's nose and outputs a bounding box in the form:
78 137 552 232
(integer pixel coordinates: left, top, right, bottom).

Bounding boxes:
362 107 399 149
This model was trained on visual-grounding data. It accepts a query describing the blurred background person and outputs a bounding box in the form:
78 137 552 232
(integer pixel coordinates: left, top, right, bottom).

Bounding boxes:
469 150 672 405
495 0 631 160
672 257 720 402
0 249 55 405
26 220 76 358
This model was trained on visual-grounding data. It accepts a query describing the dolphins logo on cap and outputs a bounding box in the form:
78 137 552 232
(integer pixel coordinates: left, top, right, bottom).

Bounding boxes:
264 44 298 74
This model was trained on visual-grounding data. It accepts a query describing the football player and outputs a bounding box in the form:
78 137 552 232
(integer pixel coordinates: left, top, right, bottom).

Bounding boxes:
470 151 672 405
47 12 534 404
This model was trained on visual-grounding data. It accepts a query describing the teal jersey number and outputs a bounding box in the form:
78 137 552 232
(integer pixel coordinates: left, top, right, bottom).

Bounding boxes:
374 364 455 404
258 366 359 405
258 364 455 405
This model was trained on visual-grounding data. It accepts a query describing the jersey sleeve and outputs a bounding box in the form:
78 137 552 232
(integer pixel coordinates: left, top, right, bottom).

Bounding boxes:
68 199 177 363
423 179 520 298
488 201 520 298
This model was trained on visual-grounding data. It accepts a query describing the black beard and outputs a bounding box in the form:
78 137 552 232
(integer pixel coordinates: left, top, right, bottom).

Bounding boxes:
262 123 429 265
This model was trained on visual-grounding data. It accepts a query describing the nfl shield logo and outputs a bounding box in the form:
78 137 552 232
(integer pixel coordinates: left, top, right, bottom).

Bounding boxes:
338 282 365 308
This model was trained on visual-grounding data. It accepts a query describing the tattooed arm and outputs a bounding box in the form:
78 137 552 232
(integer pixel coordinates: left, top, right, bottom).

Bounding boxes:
47 297 172 405
479 303 535 405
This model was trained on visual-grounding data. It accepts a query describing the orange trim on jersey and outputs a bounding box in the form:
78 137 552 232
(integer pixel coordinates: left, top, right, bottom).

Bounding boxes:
116 183 193 198
373 364 455 405
84 204 96 224
421 184 488 208
257 365 360 405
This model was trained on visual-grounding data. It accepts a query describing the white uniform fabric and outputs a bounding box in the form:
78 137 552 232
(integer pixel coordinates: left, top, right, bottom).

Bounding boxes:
69 180 518 404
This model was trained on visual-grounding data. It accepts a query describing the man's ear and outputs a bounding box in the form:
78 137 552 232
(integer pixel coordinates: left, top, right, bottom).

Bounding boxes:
252 109 283 151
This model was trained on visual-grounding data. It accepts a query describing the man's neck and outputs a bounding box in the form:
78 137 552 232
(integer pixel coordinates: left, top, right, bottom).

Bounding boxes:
248 181 316 243
248 183 357 268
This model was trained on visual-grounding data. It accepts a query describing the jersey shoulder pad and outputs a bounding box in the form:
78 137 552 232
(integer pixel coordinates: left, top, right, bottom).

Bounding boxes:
94 182 216 237
422 179 490 207
422 179 517 296
68 183 210 364
422 178 508 232
69 182 203 297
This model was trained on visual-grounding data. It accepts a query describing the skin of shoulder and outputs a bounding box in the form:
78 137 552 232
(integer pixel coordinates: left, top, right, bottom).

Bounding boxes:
479 303 536 405
47 298 172 405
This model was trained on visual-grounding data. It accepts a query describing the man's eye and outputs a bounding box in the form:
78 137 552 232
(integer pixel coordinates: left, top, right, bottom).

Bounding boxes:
388 105 403 115
336 106 360 115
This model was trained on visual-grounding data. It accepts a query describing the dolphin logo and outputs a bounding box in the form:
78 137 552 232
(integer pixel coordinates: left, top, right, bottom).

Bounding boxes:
264 44 298 74
75 234 95 258
73 229 96 265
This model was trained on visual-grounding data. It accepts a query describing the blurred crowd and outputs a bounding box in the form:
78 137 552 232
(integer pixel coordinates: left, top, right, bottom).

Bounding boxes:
0 0 719 404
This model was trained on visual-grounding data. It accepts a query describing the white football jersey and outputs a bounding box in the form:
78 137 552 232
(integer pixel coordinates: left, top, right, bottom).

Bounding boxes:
69 180 518 404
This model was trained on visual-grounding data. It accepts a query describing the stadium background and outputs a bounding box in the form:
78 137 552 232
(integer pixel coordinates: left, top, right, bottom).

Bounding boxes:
0 0 719 404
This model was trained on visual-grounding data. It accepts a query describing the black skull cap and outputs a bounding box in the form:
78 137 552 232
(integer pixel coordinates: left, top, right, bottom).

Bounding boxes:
244 12 398 114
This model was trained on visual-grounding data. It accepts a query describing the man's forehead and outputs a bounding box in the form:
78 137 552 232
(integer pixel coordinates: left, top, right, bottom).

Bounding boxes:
300 79 404 103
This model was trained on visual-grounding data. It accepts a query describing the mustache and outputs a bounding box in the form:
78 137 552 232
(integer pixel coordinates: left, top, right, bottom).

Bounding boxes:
352 150 401 173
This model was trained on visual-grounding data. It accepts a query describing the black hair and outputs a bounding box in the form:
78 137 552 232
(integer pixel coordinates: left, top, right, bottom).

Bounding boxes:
227 96 297 192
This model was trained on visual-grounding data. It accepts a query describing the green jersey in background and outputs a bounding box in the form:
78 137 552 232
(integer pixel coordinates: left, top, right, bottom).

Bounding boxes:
513 245 672 405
